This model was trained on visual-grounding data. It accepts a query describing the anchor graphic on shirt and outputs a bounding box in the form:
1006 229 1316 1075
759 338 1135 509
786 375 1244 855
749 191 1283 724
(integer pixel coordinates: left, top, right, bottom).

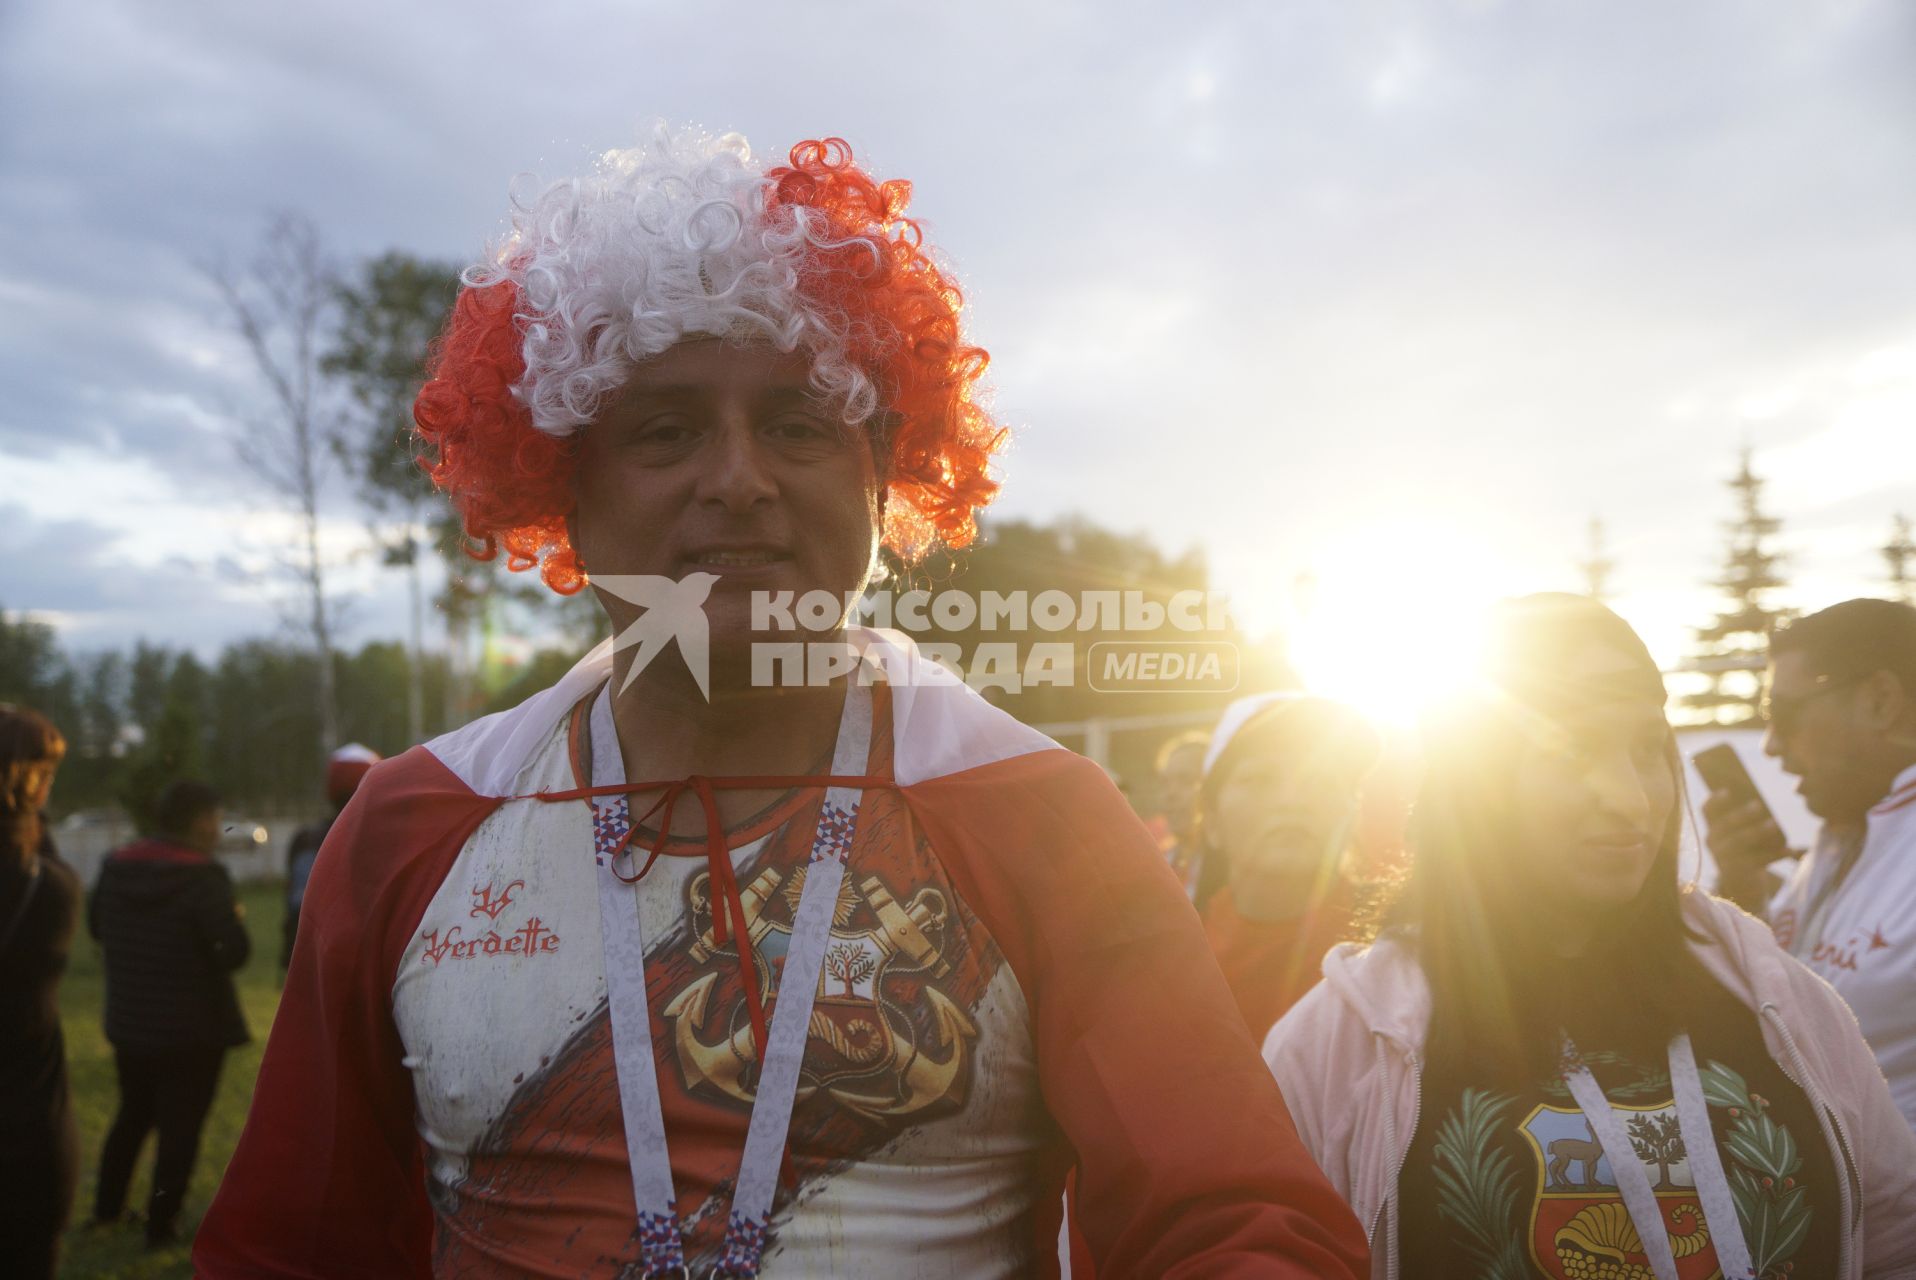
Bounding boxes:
662 865 976 1119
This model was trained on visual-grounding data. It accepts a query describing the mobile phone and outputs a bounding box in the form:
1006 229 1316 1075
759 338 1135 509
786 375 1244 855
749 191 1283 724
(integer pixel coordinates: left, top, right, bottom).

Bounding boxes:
1692 743 1772 820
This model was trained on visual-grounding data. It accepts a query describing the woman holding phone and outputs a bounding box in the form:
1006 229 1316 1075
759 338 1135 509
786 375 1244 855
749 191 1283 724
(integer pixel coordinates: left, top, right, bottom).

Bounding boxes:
1264 594 1916 1279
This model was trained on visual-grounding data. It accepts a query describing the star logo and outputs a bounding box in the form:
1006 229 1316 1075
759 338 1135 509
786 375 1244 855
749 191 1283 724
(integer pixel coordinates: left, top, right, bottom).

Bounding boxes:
591 573 720 702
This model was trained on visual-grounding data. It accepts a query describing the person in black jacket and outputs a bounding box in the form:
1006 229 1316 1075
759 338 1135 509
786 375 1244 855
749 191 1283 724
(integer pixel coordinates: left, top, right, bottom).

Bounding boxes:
0 704 80 1280
88 778 251 1247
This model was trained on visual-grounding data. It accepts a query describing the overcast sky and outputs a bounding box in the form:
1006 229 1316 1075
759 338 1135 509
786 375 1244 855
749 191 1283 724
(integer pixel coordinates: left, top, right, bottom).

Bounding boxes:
3 0 1913 680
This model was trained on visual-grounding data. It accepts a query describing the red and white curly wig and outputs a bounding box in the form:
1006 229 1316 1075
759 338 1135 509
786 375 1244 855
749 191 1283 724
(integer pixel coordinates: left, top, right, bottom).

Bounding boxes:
413 127 1007 595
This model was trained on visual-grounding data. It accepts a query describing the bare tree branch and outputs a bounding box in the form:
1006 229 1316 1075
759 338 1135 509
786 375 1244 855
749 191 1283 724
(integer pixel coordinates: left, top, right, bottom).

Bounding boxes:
203 212 344 766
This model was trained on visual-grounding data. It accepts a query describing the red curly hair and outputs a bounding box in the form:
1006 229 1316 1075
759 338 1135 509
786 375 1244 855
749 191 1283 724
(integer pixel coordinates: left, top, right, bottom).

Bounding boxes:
413 137 1005 595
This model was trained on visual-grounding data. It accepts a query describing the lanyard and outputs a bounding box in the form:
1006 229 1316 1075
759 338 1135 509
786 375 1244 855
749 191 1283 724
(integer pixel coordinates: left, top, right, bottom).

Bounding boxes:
590 678 875 1279
1559 1034 1755 1280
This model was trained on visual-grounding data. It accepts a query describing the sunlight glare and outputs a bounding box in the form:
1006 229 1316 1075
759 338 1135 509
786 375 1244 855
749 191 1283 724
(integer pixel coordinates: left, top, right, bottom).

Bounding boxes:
1284 521 1509 727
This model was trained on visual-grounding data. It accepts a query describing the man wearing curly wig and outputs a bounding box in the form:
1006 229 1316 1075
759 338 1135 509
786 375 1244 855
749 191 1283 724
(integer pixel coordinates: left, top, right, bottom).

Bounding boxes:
196 128 1366 1279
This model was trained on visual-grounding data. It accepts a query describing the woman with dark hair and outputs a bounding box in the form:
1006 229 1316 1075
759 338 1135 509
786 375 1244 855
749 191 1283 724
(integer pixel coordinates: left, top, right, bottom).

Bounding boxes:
0 703 80 1278
1265 594 1916 1279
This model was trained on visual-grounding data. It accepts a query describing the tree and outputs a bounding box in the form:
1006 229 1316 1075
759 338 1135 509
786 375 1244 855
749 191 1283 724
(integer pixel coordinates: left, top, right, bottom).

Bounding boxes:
1885 513 1914 607
207 639 322 817
1578 516 1615 603
207 213 343 781
0 607 101 811
127 640 173 740
822 940 878 997
1678 450 1793 725
0 605 66 694
0 607 62 702
324 253 464 744
1626 1111 1685 1192
118 691 207 835
336 639 452 753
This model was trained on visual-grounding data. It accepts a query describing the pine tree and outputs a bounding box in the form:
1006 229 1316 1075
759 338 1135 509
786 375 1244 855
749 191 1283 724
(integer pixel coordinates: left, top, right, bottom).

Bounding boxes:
1885 513 1914 607
1679 450 1793 725
1579 516 1616 603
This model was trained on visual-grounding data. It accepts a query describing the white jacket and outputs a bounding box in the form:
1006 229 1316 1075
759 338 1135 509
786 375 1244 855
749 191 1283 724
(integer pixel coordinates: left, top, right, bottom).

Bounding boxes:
1264 892 1916 1280
1770 762 1916 1129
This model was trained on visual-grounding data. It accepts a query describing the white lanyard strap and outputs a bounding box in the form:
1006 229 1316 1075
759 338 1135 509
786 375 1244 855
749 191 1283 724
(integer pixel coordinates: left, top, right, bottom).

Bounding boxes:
1667 1033 1756 1279
594 786 684 1274
592 679 874 1278
1560 1041 1681 1280
714 683 873 1276
1560 1035 1754 1280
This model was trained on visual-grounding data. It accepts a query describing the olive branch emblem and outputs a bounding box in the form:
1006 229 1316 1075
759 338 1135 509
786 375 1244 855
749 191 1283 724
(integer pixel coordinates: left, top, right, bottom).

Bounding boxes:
1698 1060 1813 1276
1431 1088 1531 1280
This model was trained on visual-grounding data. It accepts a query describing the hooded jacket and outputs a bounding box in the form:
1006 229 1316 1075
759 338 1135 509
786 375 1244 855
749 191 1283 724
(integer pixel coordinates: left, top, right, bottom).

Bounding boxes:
88 839 251 1052
1263 891 1916 1280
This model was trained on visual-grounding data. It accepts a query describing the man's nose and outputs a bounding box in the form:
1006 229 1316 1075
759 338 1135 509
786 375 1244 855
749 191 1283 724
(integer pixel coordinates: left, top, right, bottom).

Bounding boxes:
697 417 777 512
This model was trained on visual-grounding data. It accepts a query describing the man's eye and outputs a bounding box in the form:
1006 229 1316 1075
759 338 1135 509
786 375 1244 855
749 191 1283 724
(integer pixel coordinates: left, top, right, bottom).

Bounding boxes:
636 418 696 444
767 415 831 441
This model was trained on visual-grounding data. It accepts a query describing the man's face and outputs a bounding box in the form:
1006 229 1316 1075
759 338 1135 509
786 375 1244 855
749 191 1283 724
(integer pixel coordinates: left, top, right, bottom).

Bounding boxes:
1762 650 1891 821
568 338 882 675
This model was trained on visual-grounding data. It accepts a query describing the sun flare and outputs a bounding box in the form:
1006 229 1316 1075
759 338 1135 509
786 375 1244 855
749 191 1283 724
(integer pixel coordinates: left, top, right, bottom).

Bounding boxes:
1281 521 1518 727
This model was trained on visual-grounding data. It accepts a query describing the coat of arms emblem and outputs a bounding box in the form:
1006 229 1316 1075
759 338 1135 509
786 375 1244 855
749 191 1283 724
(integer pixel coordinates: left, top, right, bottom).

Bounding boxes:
663 862 976 1121
1518 1101 1715 1279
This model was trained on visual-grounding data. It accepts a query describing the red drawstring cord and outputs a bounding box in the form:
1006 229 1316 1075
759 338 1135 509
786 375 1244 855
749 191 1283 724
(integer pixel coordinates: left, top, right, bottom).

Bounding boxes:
527 775 895 1065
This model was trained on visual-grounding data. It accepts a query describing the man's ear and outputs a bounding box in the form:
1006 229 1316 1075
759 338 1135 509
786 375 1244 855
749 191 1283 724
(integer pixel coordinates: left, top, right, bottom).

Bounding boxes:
1860 667 1907 732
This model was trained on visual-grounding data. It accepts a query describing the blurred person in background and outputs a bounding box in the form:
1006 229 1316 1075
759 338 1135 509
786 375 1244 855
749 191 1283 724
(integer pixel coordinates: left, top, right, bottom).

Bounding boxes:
0 704 79 1279
1267 594 1916 1278
280 742 380 970
1197 693 1382 1038
1704 598 1916 1129
89 778 251 1248
1149 729 1209 893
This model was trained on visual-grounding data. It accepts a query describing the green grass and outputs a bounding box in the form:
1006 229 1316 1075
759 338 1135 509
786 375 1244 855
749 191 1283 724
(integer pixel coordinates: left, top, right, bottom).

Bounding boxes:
57 880 286 1279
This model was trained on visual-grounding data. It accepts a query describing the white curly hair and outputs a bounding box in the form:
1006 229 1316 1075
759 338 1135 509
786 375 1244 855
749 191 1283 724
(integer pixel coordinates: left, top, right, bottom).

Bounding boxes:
465 124 888 440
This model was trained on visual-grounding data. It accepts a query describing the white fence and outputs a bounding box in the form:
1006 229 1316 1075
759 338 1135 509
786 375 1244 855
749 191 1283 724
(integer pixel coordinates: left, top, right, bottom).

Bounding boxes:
53 812 301 888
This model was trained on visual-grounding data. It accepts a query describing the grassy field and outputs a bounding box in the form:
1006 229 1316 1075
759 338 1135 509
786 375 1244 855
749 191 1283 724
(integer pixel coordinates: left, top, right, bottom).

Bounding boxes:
56 879 286 1279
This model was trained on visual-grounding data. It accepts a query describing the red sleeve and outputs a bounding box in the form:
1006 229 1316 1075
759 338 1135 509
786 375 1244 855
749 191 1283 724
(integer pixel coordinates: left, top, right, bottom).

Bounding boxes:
1205 884 1352 1042
193 747 502 1278
902 751 1370 1280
